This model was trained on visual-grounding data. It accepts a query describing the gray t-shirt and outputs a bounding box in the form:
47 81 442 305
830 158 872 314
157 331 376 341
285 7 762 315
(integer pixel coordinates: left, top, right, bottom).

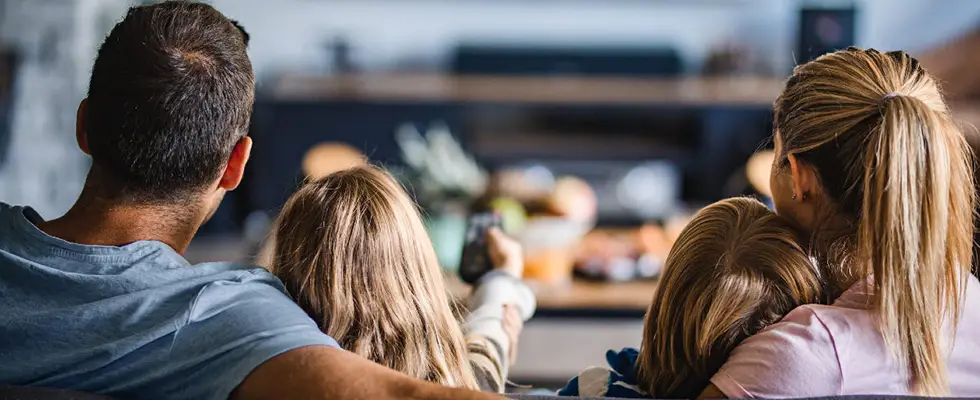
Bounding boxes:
0 203 339 399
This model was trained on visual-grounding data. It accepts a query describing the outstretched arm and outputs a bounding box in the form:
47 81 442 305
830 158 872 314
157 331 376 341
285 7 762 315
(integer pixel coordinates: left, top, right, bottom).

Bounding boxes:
462 229 537 391
232 345 503 400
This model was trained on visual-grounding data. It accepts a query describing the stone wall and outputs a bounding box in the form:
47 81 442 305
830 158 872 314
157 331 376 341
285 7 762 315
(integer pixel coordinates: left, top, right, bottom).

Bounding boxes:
0 0 130 218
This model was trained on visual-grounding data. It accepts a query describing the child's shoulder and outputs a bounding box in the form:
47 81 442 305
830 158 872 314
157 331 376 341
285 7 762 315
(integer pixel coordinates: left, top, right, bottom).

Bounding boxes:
556 348 649 399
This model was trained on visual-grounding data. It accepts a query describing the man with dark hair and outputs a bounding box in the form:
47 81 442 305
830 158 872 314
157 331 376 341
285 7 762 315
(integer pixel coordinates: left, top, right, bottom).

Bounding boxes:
83 0 255 205
0 2 497 399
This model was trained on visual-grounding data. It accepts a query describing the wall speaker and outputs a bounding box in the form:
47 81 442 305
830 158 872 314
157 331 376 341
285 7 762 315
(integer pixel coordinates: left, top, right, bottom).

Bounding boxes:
797 6 857 64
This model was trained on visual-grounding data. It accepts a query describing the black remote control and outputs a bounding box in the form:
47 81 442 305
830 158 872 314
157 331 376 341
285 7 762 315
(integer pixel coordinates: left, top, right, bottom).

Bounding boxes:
458 212 503 284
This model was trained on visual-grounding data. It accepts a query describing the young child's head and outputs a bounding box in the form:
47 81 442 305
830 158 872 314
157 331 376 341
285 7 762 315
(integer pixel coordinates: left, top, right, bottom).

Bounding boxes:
636 197 822 398
270 165 479 389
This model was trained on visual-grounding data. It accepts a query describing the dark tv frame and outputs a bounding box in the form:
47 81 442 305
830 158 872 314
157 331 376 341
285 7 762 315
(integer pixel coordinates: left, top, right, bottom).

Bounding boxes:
0 48 18 167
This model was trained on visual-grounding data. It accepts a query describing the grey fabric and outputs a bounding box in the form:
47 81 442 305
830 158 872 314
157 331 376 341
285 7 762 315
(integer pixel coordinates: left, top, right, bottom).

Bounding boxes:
506 395 941 400
0 387 944 399
0 387 114 400
507 395 635 400
0 203 339 399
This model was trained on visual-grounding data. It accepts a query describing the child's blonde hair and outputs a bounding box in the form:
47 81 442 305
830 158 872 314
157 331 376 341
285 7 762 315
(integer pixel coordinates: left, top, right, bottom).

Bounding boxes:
270 165 480 389
636 197 822 398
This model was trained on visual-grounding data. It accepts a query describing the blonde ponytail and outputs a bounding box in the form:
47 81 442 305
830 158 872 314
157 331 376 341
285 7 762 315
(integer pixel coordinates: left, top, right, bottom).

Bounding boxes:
775 48 974 395
863 95 972 394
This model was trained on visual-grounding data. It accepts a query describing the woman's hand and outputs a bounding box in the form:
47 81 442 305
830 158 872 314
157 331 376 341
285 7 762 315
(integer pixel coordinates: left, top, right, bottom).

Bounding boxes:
486 228 524 278
501 304 524 368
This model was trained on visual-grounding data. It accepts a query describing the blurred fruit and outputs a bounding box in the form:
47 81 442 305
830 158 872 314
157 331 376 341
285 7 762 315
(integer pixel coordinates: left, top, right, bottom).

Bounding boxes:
635 224 671 260
547 176 597 223
747 150 775 198
573 227 669 282
302 142 366 179
636 253 663 278
665 213 695 248
488 197 527 236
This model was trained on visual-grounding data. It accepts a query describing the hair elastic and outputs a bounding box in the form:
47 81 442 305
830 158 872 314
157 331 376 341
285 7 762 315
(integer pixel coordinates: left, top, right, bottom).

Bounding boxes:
880 92 902 104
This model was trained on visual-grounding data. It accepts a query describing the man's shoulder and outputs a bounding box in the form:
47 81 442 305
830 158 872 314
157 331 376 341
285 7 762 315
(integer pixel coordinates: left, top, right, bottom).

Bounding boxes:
0 253 336 398
0 202 25 234
0 202 36 223
191 260 277 282
182 262 293 313
0 201 18 213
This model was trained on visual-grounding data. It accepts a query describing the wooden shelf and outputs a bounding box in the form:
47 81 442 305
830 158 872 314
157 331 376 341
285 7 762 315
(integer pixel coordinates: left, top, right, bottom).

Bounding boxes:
532 279 658 311
272 74 786 107
449 275 658 312
271 74 980 126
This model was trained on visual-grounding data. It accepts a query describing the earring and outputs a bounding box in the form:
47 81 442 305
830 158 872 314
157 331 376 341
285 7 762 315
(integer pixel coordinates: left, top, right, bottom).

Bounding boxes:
792 193 797 200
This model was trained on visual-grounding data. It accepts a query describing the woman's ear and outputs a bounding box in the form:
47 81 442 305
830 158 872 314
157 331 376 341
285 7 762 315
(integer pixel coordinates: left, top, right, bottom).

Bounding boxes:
787 154 818 201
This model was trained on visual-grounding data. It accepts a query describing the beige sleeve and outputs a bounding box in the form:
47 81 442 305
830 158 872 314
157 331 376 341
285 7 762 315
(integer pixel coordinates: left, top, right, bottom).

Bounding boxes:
462 271 536 392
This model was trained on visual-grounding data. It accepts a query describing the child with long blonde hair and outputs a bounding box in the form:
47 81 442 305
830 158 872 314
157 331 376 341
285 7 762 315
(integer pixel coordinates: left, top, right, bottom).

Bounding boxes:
269 165 535 392
559 197 822 398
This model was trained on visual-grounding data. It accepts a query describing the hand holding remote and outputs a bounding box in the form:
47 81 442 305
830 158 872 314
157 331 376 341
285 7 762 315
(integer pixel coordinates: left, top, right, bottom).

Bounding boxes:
486 227 524 279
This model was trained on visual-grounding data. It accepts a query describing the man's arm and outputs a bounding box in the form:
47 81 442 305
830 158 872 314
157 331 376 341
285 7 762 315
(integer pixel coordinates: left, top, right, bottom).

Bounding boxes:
231 345 504 400
696 383 727 399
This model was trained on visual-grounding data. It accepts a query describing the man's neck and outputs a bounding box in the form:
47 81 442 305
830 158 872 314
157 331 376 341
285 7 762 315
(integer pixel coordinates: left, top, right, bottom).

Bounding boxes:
35 190 208 254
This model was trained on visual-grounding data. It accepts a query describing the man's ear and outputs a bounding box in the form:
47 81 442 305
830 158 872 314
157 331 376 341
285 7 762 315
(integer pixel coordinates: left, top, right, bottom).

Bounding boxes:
76 99 90 155
787 153 818 200
219 136 252 191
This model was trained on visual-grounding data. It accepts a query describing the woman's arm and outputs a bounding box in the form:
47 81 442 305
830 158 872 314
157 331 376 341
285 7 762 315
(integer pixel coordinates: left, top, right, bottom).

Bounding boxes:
463 271 536 392
705 306 841 398
462 229 536 392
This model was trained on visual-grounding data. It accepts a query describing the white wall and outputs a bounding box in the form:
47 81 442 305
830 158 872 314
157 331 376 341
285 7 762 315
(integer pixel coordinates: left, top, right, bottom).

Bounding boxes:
2 0 979 213
209 0 980 82
0 0 130 217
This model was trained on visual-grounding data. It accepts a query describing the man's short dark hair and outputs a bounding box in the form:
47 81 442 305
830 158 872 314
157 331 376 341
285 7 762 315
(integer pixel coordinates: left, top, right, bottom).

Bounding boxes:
86 0 254 202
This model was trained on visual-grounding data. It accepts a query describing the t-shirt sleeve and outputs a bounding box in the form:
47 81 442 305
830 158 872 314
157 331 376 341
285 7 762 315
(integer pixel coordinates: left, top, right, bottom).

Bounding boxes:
710 306 842 398
162 270 340 399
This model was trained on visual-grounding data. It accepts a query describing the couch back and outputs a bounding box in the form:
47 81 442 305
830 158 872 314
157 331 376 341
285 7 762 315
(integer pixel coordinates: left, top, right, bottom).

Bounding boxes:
0 387 113 400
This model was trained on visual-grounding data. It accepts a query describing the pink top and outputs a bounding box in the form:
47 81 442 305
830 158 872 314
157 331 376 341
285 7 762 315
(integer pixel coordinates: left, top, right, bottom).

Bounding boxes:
711 276 980 397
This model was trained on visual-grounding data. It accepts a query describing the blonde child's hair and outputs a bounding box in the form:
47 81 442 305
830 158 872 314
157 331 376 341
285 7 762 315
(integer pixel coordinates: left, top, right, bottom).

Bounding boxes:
636 197 822 398
270 165 480 389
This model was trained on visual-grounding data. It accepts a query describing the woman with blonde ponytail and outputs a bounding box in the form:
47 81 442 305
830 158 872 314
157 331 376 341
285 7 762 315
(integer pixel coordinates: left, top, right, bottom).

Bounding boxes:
701 48 980 398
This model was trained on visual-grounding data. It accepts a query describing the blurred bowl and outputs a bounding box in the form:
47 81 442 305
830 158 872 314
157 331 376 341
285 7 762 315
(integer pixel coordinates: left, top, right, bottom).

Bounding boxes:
519 217 592 285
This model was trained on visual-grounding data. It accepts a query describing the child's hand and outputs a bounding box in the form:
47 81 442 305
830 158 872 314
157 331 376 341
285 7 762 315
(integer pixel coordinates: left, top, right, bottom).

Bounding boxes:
502 304 524 367
486 228 524 279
